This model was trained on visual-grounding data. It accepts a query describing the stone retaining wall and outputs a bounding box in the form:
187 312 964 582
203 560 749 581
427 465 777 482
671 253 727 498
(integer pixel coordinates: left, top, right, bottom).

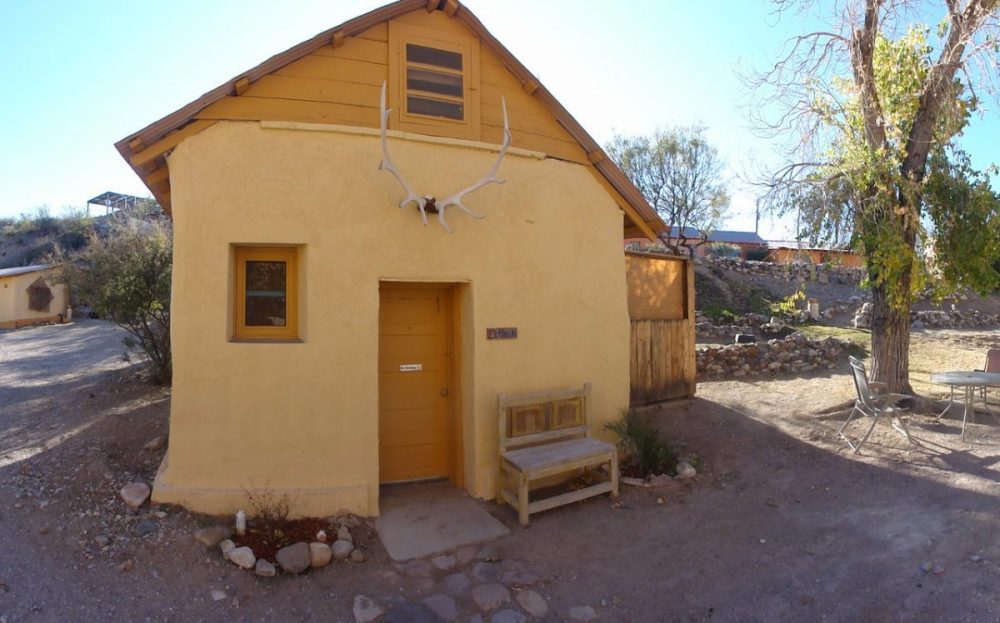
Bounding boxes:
697 334 849 379
853 303 1000 329
698 255 865 284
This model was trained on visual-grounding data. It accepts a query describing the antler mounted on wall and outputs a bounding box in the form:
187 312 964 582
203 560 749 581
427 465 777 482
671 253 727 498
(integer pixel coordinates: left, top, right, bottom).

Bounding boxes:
378 82 511 233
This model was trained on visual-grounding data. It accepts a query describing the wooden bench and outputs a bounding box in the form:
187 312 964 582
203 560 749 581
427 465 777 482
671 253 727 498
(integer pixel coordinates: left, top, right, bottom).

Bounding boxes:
496 383 619 525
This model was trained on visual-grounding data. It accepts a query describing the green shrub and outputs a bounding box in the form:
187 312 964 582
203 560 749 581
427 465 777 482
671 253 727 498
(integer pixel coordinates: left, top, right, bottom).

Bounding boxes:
706 242 742 258
605 409 679 478
745 245 770 262
50 216 172 384
702 304 737 323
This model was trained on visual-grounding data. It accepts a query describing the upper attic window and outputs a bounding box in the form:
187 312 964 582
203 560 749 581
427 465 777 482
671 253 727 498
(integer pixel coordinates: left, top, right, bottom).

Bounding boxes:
406 44 464 121
389 22 480 140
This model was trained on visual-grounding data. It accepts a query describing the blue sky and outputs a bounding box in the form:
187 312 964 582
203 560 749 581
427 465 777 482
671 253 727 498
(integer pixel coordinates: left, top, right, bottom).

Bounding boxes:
1 1 996 240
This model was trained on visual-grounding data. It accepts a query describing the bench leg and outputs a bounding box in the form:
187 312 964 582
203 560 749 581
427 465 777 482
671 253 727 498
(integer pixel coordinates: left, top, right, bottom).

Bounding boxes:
518 472 530 526
610 453 619 498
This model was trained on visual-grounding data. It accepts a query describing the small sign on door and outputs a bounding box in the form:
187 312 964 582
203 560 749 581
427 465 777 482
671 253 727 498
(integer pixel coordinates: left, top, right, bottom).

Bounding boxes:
400 363 423 372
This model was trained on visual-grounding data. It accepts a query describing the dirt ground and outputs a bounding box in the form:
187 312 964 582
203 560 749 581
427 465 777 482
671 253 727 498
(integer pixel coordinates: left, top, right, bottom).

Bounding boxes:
1 321 999 622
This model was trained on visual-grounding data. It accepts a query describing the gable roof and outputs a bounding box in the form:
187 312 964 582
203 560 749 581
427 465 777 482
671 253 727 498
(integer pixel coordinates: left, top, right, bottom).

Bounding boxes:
114 0 664 240
666 227 767 245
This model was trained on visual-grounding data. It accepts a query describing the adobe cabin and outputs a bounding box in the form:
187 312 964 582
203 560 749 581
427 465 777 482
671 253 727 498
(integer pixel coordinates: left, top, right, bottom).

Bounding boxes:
0 265 69 329
116 0 666 518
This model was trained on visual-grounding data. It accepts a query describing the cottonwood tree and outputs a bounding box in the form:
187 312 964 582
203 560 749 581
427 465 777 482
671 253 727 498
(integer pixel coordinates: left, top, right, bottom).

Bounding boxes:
748 0 1000 392
607 127 730 256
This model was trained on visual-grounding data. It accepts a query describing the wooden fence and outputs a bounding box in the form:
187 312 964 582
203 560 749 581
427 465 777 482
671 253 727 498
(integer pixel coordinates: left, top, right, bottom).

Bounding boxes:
625 251 696 404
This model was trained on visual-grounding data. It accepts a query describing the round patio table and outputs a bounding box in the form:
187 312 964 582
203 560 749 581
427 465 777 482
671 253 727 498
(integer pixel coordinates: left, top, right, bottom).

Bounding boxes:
929 371 1000 441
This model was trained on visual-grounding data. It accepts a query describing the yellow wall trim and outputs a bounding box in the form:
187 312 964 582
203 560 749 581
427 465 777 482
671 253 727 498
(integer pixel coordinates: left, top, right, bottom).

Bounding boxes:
259 120 545 160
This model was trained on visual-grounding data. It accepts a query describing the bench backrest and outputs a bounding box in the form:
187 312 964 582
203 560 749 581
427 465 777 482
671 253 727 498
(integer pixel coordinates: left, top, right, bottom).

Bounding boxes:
498 383 591 452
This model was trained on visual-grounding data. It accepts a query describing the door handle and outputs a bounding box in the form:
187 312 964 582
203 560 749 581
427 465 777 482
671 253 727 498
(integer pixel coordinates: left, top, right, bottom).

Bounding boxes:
440 389 449 397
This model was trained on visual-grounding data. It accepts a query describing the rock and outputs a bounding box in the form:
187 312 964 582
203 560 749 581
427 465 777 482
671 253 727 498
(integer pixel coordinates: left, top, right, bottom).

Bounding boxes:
276 542 311 574
136 519 158 537
675 461 697 480
384 602 440 623
568 605 597 621
210 590 227 602
649 474 674 488
143 436 165 451
255 559 277 577
472 562 502 583
316 530 328 542
423 594 459 621
194 526 232 547
476 544 502 562
353 595 383 623
219 539 236 560
337 525 353 543
970 555 983 563
229 546 256 569
444 572 472 596
491 610 527 623
332 539 354 560
470 583 510 611
400 558 432 577
431 554 456 571
351 549 366 563
515 590 548 617
309 542 332 568
94 535 110 547
920 561 934 573
118 559 134 572
501 570 539 587
456 545 477 565
119 482 150 509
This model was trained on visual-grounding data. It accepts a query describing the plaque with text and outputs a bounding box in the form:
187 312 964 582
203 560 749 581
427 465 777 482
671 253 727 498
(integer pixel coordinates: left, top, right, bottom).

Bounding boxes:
486 327 517 340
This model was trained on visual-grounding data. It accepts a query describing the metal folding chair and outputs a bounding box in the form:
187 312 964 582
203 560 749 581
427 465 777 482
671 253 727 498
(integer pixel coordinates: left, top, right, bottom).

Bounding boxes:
839 356 916 453
978 348 1000 409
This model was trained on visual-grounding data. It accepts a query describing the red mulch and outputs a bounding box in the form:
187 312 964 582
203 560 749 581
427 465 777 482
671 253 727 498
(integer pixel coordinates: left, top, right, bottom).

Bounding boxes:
232 518 331 561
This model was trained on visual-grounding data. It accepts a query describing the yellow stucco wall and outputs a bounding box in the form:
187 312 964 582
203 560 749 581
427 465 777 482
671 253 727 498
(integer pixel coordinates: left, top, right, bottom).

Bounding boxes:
156 120 630 517
0 270 67 328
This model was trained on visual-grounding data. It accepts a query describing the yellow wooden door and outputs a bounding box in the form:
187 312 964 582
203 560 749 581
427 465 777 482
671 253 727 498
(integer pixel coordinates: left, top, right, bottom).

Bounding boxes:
379 285 452 483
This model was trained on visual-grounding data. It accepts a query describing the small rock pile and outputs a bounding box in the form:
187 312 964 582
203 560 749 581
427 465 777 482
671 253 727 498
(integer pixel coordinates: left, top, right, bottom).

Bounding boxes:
698 255 865 284
197 515 367 577
697 333 849 379
695 311 807 339
854 303 1000 330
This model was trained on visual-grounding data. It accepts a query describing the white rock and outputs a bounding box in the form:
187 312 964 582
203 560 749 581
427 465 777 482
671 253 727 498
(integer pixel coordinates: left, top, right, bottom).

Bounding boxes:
309 542 332 568
516 590 549 617
337 525 353 543
219 539 235 560
316 530 328 542
569 605 597 621
332 539 354 559
119 482 150 509
228 546 256 569
675 461 697 480
210 590 227 602
353 595 383 623
255 559 276 577
143 436 165 451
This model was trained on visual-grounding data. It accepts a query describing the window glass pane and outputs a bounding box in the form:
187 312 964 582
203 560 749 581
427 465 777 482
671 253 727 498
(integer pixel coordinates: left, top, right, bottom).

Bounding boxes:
245 260 287 327
406 43 462 71
407 68 463 98
407 96 464 120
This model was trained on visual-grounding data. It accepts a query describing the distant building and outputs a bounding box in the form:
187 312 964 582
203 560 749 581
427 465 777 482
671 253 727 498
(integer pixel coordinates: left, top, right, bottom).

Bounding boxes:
768 244 863 268
627 226 768 259
0 264 69 328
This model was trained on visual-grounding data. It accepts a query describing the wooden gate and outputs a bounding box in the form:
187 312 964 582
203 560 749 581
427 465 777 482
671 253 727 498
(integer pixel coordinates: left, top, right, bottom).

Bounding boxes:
625 251 695 404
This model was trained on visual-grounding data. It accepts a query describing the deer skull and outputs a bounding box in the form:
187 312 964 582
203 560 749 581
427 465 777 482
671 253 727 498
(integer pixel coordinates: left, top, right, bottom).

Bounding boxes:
378 82 511 233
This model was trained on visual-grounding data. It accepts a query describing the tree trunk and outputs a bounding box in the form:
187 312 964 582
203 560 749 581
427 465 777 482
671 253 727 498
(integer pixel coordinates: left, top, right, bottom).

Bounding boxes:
868 281 913 394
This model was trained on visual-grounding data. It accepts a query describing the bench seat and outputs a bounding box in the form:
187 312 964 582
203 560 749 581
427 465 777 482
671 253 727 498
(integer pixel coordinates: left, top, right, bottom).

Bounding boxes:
496 383 619 525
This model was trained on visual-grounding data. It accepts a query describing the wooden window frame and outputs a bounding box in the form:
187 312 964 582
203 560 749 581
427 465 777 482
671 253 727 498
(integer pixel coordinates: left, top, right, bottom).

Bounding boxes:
388 22 481 141
233 246 299 341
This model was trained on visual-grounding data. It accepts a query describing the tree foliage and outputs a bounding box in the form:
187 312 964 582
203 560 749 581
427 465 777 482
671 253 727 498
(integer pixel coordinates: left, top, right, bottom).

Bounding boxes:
606 126 730 255
52 215 172 384
748 0 1000 391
